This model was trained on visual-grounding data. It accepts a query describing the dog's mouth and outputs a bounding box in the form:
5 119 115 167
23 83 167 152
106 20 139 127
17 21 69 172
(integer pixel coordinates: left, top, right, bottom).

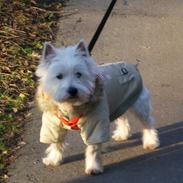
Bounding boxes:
68 95 79 101
65 93 81 102
67 93 91 106
56 86 92 105
61 97 84 106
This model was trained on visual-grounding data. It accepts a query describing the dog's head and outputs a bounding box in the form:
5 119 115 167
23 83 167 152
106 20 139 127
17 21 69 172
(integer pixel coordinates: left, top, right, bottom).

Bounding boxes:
36 39 102 106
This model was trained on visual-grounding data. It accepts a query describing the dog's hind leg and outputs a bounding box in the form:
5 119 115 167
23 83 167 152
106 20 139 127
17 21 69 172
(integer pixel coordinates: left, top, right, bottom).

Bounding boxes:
85 143 103 175
132 87 160 150
112 116 131 141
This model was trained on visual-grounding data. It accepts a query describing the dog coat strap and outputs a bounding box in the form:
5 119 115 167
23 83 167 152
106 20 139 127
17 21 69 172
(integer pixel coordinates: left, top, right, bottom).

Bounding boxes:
55 114 81 130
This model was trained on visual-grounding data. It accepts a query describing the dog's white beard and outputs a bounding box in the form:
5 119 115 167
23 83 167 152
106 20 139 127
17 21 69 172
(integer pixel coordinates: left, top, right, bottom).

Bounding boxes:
54 84 93 106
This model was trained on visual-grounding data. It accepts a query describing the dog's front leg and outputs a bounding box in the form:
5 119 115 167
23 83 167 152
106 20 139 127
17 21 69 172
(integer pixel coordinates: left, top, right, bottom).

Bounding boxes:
85 143 103 175
42 142 65 166
42 129 67 166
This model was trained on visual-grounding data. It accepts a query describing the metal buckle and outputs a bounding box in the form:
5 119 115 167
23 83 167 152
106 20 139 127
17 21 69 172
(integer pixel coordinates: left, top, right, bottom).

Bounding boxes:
121 67 128 75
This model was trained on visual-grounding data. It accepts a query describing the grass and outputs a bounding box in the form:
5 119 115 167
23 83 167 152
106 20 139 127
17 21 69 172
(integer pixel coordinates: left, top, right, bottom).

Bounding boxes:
0 0 65 181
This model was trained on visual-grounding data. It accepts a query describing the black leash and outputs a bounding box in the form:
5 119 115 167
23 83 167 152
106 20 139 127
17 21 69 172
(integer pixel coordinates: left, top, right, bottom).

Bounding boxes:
88 0 117 54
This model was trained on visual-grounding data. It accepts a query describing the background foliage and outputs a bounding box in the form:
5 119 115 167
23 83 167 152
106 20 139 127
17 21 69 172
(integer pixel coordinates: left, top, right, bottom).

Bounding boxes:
0 0 64 181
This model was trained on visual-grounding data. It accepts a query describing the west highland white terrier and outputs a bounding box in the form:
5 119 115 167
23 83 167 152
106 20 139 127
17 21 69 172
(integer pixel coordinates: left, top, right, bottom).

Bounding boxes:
36 39 160 175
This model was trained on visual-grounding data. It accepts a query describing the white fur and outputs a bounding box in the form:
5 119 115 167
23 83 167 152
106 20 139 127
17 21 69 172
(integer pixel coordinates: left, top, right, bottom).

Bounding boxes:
142 129 160 150
37 40 160 175
85 144 103 175
112 116 131 141
42 143 65 166
132 87 154 125
112 87 160 149
36 40 100 106
131 87 160 149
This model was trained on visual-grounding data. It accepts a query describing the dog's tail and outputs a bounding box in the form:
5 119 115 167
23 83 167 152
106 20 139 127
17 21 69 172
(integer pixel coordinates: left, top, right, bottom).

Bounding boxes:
135 59 143 69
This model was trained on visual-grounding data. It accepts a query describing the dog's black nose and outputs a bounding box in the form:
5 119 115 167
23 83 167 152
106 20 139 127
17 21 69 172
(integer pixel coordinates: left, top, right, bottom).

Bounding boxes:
67 87 78 97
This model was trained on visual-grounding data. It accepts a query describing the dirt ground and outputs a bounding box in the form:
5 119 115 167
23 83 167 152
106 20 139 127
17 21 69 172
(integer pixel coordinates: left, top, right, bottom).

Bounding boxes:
8 0 183 182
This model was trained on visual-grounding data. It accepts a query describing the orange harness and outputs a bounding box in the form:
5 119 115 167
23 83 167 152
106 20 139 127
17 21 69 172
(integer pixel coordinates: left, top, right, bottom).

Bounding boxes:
55 114 81 130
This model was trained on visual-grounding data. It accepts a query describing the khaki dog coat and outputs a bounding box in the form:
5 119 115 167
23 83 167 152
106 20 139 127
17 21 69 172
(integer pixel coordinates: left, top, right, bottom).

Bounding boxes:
40 63 143 145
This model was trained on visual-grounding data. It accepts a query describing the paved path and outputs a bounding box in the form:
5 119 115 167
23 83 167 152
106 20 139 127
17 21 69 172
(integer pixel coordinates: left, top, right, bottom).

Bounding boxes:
8 0 183 182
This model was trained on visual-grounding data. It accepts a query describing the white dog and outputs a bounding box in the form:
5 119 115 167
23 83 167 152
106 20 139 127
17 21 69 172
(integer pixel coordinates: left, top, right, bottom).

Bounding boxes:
36 39 160 175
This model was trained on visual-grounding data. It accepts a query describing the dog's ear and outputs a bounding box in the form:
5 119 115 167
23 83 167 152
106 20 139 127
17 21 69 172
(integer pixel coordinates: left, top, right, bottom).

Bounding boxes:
42 42 57 61
76 39 89 57
36 42 57 77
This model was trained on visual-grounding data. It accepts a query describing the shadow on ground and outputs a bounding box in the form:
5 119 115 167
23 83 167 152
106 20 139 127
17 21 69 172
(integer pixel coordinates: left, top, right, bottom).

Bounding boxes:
65 121 183 183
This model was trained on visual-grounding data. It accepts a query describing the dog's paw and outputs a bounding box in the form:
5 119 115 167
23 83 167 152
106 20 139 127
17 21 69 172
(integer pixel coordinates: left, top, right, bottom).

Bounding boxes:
43 143 63 166
112 126 131 141
143 139 160 150
143 129 160 150
85 167 103 175
42 157 62 166
112 132 130 141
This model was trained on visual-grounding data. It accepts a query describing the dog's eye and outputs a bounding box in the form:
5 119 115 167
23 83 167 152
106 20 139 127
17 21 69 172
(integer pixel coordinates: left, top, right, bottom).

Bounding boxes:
76 72 82 78
56 74 63 79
